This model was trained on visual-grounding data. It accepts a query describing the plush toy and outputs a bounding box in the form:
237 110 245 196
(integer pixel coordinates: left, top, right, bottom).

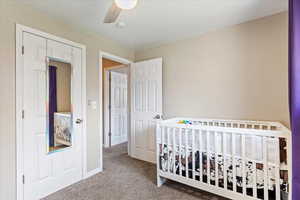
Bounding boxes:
178 120 192 125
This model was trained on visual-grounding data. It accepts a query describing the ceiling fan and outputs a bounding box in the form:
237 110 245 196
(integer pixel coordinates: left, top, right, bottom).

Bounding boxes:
104 0 138 23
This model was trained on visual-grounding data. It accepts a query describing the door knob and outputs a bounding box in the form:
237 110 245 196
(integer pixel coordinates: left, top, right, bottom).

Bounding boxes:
153 114 163 120
75 119 83 124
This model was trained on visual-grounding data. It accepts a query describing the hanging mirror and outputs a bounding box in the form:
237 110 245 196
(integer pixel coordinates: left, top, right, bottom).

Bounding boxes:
47 59 72 153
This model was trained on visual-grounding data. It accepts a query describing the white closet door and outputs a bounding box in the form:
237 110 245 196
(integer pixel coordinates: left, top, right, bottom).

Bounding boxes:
130 58 163 163
110 71 128 146
23 33 83 200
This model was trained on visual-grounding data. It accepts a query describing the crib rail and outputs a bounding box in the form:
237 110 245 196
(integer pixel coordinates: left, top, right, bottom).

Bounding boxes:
156 118 291 200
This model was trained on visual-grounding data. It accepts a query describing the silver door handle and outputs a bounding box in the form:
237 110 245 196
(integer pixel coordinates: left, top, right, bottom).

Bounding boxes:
153 114 163 120
75 119 83 124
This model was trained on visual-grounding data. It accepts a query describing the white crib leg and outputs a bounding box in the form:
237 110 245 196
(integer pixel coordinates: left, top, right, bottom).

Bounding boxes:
156 125 166 187
275 138 280 200
157 175 166 187
287 136 292 200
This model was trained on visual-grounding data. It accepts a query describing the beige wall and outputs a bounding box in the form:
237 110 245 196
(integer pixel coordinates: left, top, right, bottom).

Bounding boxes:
0 0 289 199
0 0 134 199
135 12 289 127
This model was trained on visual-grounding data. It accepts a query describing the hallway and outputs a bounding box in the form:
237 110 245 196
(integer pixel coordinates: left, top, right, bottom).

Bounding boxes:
44 143 226 200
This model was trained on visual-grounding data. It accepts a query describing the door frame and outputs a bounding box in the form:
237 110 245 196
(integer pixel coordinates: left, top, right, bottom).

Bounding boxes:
16 24 87 200
99 51 132 162
103 66 129 148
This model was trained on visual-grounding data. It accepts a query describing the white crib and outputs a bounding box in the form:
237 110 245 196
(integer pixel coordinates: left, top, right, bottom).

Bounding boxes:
156 118 291 200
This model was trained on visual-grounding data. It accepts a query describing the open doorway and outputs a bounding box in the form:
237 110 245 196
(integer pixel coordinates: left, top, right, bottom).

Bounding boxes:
99 51 162 171
100 53 132 160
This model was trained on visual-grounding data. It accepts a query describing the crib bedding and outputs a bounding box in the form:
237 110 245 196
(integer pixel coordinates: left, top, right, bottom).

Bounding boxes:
159 144 288 193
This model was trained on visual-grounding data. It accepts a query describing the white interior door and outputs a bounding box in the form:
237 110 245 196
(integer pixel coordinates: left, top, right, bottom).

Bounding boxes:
130 58 162 163
23 32 83 200
110 71 128 146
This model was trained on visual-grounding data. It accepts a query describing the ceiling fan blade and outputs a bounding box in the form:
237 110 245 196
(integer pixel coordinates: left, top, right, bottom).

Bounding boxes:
103 2 122 23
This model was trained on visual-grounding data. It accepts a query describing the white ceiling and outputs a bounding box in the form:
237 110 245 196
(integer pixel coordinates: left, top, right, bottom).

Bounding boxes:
17 0 288 50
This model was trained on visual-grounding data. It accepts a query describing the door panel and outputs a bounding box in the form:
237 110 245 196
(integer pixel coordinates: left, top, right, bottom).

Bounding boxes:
23 32 48 200
47 39 72 63
130 58 162 163
147 121 157 152
23 32 83 200
110 71 128 146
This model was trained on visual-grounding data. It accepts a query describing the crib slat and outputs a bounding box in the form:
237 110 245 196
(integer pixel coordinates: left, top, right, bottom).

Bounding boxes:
223 133 228 190
252 136 257 198
232 133 237 192
173 128 176 175
214 131 219 187
242 135 246 196
199 131 203 182
179 128 182 176
207 131 211 184
156 125 161 171
185 129 189 179
275 138 280 200
161 126 164 155
192 129 195 180
263 137 269 200
167 127 170 173
161 127 165 173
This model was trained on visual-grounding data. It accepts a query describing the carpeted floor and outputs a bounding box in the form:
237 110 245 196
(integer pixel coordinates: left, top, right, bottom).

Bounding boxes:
43 143 227 200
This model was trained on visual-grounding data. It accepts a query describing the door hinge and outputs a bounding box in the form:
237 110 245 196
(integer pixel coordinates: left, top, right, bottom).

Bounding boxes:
22 175 25 184
22 110 25 119
108 105 111 110
22 46 24 55
109 132 112 136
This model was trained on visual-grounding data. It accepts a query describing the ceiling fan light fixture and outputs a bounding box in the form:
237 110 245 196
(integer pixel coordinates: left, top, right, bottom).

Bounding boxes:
115 0 138 10
116 21 126 28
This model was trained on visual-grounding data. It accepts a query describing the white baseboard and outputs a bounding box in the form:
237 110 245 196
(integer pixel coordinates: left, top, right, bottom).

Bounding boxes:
84 168 102 179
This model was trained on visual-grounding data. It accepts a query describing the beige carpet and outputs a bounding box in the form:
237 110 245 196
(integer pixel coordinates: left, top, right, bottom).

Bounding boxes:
43 143 227 200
